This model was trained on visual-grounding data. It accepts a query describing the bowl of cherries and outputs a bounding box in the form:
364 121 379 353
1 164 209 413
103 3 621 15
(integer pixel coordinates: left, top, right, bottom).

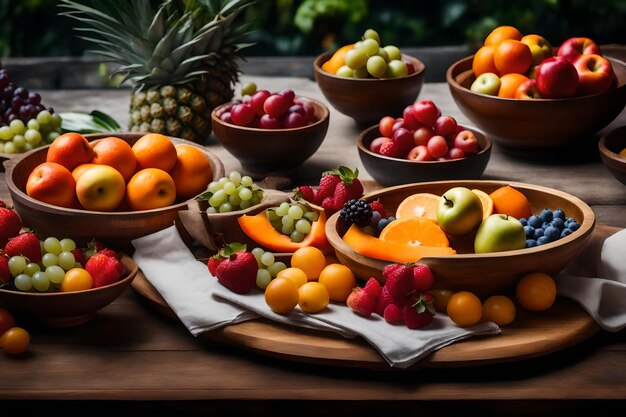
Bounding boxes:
211 83 330 177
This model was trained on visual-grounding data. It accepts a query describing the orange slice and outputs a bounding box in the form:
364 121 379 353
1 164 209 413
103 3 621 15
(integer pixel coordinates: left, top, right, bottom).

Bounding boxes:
489 185 532 220
379 217 449 247
471 189 495 220
395 193 441 222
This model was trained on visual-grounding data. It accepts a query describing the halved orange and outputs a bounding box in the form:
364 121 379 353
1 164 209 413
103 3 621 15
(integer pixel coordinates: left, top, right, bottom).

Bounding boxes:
395 193 441 222
489 185 533 220
471 189 494 220
379 217 449 247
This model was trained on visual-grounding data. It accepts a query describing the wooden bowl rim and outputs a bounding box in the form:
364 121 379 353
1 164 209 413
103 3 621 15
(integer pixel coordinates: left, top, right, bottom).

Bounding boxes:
211 95 329 133
446 54 626 103
599 125 626 165
326 180 596 261
356 124 492 164
313 51 426 82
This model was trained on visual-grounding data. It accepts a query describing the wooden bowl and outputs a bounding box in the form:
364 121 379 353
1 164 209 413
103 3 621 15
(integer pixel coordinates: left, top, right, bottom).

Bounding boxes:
599 125 626 185
446 55 626 157
325 180 595 298
211 97 329 178
313 51 426 125
357 125 492 186
3 133 225 253
0 254 138 327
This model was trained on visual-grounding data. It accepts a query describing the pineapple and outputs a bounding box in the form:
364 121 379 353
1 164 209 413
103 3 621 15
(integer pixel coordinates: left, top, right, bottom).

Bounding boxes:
60 0 256 143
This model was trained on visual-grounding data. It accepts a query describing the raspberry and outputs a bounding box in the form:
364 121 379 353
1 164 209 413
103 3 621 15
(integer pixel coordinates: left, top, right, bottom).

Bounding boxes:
370 200 387 218
339 199 372 227
383 304 403 324
363 277 382 299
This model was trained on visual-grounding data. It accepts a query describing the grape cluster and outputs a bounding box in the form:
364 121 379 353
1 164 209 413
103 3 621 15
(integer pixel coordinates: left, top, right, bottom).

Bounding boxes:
251 247 287 290
520 208 581 248
204 171 263 213
267 202 319 243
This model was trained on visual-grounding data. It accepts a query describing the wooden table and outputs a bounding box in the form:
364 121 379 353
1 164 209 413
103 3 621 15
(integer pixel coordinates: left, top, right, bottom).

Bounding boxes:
1 75 625 415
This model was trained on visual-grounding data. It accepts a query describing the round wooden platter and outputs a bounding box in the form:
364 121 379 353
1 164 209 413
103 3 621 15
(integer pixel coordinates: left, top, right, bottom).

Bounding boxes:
131 225 619 370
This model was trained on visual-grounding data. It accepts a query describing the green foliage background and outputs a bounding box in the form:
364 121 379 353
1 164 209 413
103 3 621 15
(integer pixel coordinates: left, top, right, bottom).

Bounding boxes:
1 0 625 57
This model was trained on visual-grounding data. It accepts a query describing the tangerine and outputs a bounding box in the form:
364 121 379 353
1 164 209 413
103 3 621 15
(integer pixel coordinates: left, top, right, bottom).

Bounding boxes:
264 277 299 314
482 295 516 325
276 267 308 288
494 40 533 76
318 263 356 302
379 217 449 247
447 291 482 327
484 25 523 46
395 193 440 222
298 282 330 313
472 45 499 77
497 73 530 98
169 144 213 200
91 137 138 182
131 133 177 172
471 189 495 220
515 272 557 312
126 168 176 211
291 246 326 281
489 185 533 220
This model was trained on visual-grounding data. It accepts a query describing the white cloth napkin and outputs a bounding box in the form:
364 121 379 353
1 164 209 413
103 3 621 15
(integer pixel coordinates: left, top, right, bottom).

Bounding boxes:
557 228 626 332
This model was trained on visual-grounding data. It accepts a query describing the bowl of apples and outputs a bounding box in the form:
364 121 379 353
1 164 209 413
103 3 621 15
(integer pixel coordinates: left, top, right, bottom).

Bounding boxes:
446 26 626 157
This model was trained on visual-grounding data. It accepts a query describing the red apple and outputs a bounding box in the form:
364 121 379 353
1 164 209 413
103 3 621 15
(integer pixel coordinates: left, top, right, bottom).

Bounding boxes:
535 56 579 98
454 130 479 154
402 105 421 129
434 115 457 137
392 128 415 154
447 147 465 160
46 132 95 171
407 145 432 161
413 126 434 146
391 119 409 136
369 137 392 154
573 54 615 96
557 37 601 63
412 100 440 127
426 135 448 158
515 79 543 99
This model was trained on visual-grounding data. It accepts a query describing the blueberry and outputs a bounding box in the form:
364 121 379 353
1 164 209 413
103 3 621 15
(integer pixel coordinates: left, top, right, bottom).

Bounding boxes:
526 239 538 248
568 221 580 232
540 209 553 223
377 218 389 231
565 217 576 225
371 211 382 225
523 225 535 238
553 209 565 220
388 216 397 222
544 226 560 242
542 222 551 230
561 228 573 238
533 228 544 239
519 218 528 226
537 236 551 245
528 215 543 229
550 218 565 231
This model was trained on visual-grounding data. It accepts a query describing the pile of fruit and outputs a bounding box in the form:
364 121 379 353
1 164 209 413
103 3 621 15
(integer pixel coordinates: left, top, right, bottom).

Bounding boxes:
470 25 615 99
202 170 263 213
369 100 481 161
25 132 213 212
322 29 416 79
296 166 364 213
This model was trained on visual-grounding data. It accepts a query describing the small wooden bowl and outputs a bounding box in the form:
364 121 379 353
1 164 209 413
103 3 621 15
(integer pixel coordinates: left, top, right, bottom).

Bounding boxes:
599 125 626 185
0 255 138 327
325 180 595 298
3 133 225 253
357 125 492 186
211 97 329 178
313 51 426 125
446 55 626 157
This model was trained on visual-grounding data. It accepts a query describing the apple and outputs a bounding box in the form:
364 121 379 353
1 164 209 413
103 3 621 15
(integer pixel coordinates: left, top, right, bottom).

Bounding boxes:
557 37 601 63
447 147 465 159
470 72 501 96
474 214 526 253
392 128 415 154
370 137 392 154
391 119 409 136
413 126 434 146
426 135 448 158
26 162 77 208
521 34 553 66
453 130 479 154
402 105 421 129
434 115 457 137
535 56 578 98
412 100 440 127
436 187 484 235
75 165 126 211
527 65 538 80
407 145 432 161
514 79 543 99
46 132 95 171
573 54 615 95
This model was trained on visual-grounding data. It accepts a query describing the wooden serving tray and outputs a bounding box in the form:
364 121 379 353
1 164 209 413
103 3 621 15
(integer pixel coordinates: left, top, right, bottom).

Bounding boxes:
131 225 619 369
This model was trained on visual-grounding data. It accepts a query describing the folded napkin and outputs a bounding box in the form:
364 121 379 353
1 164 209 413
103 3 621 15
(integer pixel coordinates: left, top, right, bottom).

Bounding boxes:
557 228 626 332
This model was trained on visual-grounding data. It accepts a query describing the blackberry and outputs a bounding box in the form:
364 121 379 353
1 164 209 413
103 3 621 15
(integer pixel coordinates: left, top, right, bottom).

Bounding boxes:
339 199 372 227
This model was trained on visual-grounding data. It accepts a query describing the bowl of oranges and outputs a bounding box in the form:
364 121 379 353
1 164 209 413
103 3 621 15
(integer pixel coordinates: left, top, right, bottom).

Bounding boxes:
3 132 224 252
446 25 626 157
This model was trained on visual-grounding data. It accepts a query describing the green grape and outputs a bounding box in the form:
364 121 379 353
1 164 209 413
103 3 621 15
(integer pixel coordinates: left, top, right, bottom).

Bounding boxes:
367 55 387 78
363 28 381 43
304 211 319 221
25 129 42 145
353 41 363 49
256 268 272 290
287 205 303 220
228 193 241 207
60 238 76 252
383 45 402 61
266 209 279 222
281 223 294 235
281 215 294 228
58 251 76 270
218 202 233 213
46 131 60 143
228 171 242 186
14 274 32 291
295 219 312 234
50 113 62 129
43 237 62 255
0 126 13 140
207 181 221 193
240 176 253 187
37 110 52 125
239 187 252 201
32 271 50 292
354 67 369 78
345 48 367 70
361 38 380 57
290 230 305 243
12 135 26 148
46 265 65 285
267 261 287 277
223 181 236 195
27 119 40 131
241 82 257 96
23 143 33 151
9 119 26 135
0 143 5 153
261 252 275 267
41 253 59 268
239 200 251 210
251 247 264 267
386 59 408 78
206 206 217 214
3 142 16 154
218 177 229 186
377 48 389 62
208 189 227 207
24 262 41 276
275 202 290 217
335 65 355 78
8 256 27 276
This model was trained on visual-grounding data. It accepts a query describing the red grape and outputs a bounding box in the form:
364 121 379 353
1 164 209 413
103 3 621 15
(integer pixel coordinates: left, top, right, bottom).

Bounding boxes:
230 103 255 126
259 114 282 129
264 94 291 118
250 90 271 116
282 112 305 128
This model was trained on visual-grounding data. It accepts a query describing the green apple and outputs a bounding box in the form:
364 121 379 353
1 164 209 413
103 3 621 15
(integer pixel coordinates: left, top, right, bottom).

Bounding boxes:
470 72 501 96
474 214 527 254
437 187 483 235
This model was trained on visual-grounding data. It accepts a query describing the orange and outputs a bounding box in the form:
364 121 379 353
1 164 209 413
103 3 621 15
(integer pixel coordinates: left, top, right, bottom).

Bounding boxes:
471 189 494 220
61 268 93 292
497 73 530 98
264 277 299 314
131 133 177 172
126 168 176 211
447 291 482 327
91 137 138 182
482 295 516 325
494 40 533 76
71 163 97 182
472 45 499 77
321 44 354 74
169 144 213 200
489 185 532 220
276 267 308 288
318 263 356 302
379 217 450 247
291 246 326 281
298 282 330 313
515 272 557 312
484 25 523 46
395 193 440 222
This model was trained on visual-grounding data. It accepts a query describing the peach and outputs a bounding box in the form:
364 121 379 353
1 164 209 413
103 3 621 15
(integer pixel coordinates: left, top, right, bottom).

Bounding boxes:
46 132 95 171
26 162 77 208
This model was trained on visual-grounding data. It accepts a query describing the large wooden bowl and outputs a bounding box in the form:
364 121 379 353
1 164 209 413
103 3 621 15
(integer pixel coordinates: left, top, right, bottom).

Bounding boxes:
313 51 426 125
599 125 626 186
3 133 225 253
325 180 595 298
446 55 626 157
0 255 138 327
357 124 492 186
211 96 329 178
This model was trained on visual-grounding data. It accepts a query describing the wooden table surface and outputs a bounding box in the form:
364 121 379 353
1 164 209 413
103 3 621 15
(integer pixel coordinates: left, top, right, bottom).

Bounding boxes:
1 75 626 415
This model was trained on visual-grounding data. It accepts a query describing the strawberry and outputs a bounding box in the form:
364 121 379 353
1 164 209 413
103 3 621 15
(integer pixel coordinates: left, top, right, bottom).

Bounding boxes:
207 256 223 276
215 251 258 294
71 249 87 267
346 288 376 317
363 277 382 299
370 200 387 218
85 253 123 288
0 200 6 208
375 286 398 316
382 263 414 302
295 185 318 204
0 207 22 245
379 141 403 158
319 167 363 213
208 242 246 277
4 232 41 263
403 292 436 329
383 304 403 324
0 255 10 284
412 264 435 292
317 173 341 204
98 249 118 259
